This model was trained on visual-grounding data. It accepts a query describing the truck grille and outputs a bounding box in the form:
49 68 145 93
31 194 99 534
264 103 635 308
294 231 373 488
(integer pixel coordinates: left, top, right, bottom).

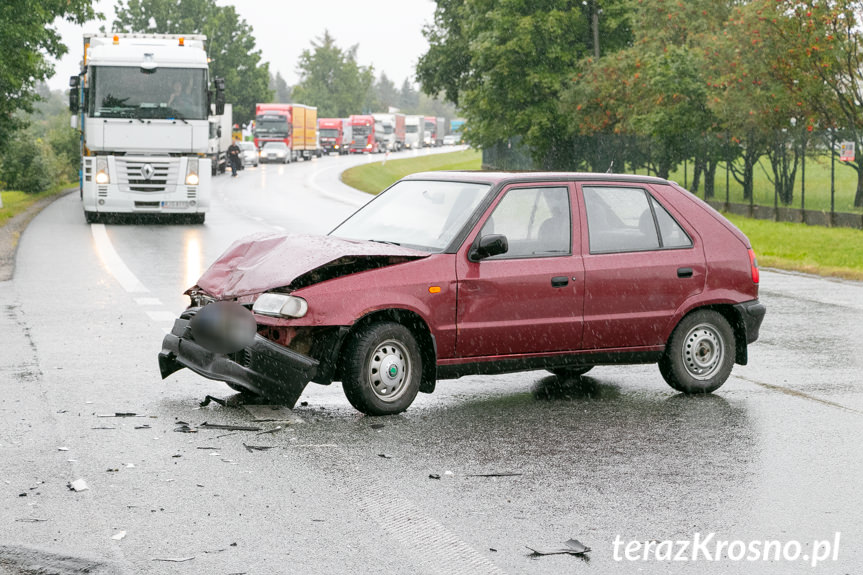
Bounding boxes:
117 159 179 193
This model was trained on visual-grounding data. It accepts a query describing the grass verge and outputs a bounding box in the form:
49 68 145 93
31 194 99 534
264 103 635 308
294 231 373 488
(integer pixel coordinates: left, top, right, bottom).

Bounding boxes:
340 149 481 195
725 214 863 281
0 183 75 227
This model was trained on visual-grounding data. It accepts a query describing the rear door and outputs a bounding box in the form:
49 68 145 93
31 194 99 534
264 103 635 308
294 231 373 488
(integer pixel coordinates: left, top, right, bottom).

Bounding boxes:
577 183 706 350
455 183 585 357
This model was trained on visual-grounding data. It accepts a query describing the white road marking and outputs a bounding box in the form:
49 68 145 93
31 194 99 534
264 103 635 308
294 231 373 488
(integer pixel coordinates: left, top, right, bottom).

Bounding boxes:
90 224 149 293
135 297 163 306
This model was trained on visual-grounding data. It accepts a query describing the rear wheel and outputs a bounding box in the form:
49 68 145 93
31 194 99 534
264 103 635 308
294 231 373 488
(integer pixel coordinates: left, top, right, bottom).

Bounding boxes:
659 310 734 394
341 322 422 416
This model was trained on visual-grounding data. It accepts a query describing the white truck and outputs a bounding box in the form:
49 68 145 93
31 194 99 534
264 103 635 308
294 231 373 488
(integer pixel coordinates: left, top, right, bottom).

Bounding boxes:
405 115 423 149
69 33 224 223
372 113 395 152
208 103 232 176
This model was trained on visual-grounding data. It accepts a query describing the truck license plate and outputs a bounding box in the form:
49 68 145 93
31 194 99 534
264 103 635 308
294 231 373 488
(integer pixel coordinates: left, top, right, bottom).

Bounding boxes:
160 201 189 209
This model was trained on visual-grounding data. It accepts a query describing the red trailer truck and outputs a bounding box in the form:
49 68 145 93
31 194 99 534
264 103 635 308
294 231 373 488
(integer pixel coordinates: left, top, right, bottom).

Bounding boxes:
393 113 406 151
318 118 346 154
254 103 318 161
349 114 377 153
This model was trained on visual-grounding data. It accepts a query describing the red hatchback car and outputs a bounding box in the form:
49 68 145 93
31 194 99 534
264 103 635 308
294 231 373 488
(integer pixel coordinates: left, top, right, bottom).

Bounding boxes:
159 172 765 415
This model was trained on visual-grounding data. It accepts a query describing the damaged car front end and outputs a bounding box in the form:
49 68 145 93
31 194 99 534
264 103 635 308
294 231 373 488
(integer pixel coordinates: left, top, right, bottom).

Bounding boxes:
158 232 433 408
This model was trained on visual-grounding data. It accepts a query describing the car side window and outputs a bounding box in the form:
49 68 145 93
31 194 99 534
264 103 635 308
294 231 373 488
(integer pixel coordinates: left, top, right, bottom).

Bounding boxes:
479 186 571 258
583 186 692 253
651 196 693 248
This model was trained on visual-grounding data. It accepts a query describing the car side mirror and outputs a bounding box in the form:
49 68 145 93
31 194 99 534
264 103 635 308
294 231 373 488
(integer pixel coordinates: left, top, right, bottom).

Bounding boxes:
470 234 508 261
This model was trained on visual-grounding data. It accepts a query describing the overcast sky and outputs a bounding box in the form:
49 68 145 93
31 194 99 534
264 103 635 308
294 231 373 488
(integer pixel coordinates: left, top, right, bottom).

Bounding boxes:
47 0 437 91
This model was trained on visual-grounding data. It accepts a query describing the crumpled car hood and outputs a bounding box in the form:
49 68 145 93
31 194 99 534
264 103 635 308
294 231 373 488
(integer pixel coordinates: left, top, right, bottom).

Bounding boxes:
195 233 430 299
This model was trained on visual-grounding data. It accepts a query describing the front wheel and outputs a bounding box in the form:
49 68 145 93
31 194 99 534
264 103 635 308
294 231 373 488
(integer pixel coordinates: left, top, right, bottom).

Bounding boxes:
659 310 735 394
341 322 422 415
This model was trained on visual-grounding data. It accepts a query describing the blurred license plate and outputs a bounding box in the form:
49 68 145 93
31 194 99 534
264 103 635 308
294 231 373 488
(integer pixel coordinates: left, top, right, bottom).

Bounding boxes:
160 201 188 209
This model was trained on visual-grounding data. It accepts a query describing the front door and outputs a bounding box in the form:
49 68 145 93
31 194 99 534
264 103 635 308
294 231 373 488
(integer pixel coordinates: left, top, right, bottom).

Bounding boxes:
455 184 585 358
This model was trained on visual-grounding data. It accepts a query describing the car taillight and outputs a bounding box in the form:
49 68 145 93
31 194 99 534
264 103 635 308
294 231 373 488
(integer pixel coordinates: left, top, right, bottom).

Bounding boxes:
749 249 759 284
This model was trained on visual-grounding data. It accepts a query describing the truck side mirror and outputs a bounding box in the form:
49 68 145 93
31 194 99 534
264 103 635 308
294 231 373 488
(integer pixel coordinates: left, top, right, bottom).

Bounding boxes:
214 77 226 116
69 76 80 112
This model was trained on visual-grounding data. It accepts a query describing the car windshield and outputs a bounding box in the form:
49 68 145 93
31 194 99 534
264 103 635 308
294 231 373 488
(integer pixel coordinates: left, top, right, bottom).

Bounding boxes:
239 142 255 150
330 180 491 252
263 142 286 150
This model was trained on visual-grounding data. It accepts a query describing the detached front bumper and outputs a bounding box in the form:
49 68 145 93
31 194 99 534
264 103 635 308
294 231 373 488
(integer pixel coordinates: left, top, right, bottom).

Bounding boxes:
158 312 318 408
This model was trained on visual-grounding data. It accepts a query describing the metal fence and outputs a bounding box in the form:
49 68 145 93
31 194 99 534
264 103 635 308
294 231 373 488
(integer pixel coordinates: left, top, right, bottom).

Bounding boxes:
482 134 863 230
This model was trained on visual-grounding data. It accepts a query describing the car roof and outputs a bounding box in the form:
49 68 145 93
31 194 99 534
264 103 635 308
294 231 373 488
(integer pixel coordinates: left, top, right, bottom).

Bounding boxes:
400 171 670 186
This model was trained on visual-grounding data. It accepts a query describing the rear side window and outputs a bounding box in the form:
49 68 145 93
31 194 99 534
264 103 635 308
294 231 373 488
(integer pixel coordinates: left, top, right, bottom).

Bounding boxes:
583 186 691 253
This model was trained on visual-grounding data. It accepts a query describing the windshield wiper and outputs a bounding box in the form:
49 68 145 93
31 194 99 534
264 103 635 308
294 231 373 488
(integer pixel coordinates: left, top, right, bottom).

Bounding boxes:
368 239 401 246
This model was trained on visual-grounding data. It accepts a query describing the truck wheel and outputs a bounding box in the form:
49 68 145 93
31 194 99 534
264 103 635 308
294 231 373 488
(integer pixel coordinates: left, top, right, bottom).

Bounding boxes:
341 322 422 416
84 211 99 224
659 310 734 394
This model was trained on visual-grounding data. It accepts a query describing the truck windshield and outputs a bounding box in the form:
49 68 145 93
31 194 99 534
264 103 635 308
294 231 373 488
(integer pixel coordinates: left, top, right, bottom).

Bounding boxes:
255 115 290 137
319 129 339 138
405 125 418 133
88 66 207 120
353 126 370 138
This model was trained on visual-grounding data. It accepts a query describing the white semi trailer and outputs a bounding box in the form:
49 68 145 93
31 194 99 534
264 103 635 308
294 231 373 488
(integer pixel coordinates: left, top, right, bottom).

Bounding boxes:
69 33 224 223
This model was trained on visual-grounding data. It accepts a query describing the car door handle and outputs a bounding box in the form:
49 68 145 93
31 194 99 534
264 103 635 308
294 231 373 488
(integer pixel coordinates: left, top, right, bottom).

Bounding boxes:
677 267 694 278
551 276 569 288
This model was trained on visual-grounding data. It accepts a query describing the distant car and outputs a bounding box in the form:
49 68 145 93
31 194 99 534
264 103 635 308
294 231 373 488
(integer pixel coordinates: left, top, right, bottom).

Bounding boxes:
160 172 765 416
238 141 258 167
260 141 289 164
443 134 460 146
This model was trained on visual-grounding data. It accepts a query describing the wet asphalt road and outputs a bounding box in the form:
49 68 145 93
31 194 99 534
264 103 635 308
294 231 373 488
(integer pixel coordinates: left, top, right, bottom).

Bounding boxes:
1 149 861 574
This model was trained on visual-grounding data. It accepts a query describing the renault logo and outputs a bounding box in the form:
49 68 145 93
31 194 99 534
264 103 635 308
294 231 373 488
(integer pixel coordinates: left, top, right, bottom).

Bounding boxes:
141 164 155 180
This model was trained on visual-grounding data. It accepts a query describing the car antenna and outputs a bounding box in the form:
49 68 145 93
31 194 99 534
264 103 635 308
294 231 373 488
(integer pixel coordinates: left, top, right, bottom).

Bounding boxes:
606 160 614 173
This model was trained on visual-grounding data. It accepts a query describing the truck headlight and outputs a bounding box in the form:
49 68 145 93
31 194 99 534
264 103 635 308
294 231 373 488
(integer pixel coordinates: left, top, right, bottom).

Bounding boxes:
95 157 110 184
185 158 199 186
252 293 308 319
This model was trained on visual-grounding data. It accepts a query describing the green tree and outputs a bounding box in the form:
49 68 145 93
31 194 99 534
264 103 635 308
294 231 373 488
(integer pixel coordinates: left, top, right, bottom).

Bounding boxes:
0 0 96 144
269 71 292 104
417 0 631 166
747 0 863 207
375 73 399 111
292 31 376 118
112 0 272 126
398 79 419 111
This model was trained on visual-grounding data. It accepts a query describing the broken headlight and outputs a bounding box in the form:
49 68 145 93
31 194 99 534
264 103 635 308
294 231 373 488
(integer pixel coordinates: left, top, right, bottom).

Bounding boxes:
252 293 308 319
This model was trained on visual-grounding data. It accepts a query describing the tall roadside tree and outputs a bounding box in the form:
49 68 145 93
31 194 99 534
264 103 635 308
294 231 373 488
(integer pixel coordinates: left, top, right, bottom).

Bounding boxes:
0 0 96 143
292 31 376 118
417 0 631 168
269 71 292 104
751 0 863 207
112 0 272 126
564 0 726 181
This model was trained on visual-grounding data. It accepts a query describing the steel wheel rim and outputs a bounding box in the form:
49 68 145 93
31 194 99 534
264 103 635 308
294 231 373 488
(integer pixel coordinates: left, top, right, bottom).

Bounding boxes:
681 323 724 380
367 339 411 402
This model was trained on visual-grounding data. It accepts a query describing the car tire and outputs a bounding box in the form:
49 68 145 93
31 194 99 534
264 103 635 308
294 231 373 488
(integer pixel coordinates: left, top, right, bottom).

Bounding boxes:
549 366 593 379
341 322 422 416
659 310 734 394
84 210 99 224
